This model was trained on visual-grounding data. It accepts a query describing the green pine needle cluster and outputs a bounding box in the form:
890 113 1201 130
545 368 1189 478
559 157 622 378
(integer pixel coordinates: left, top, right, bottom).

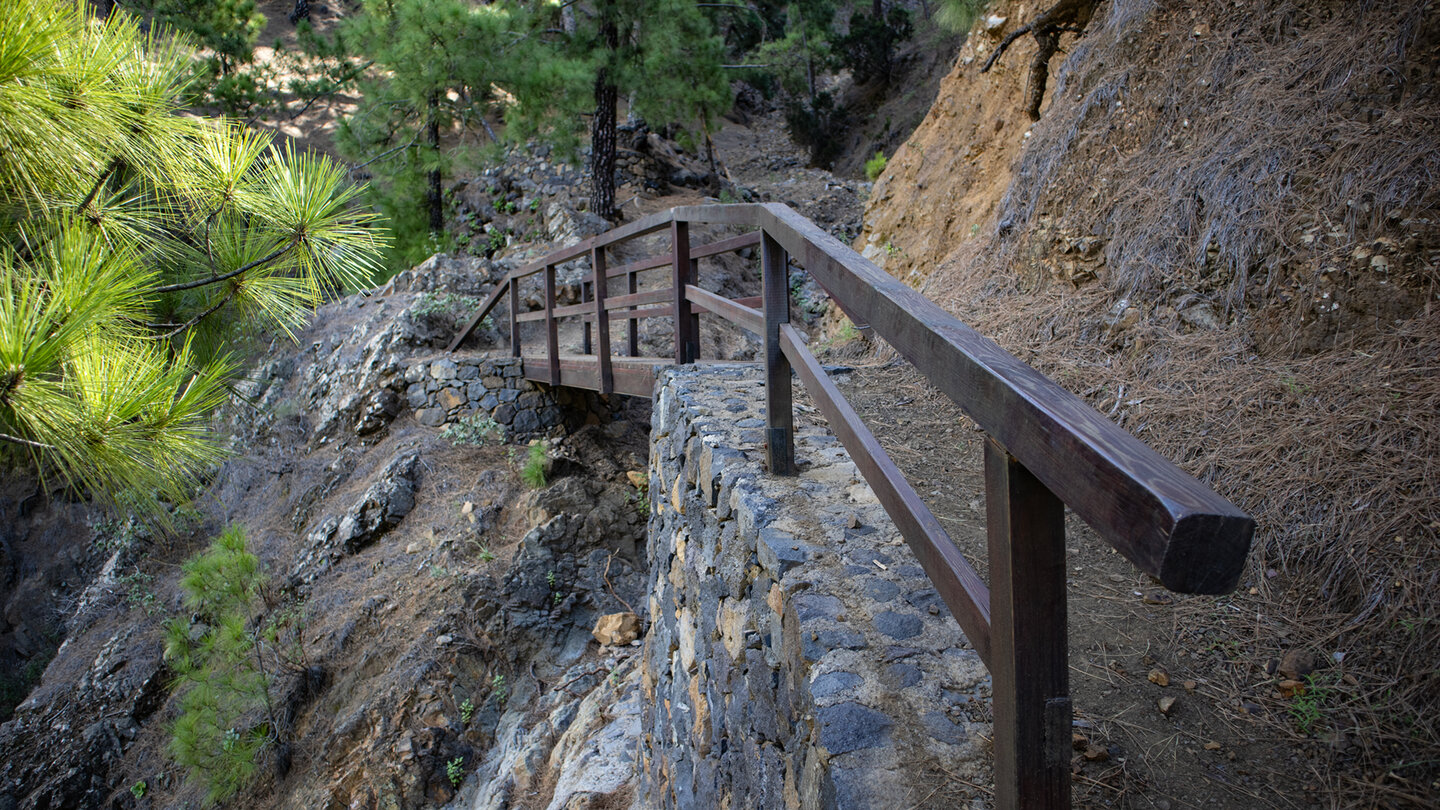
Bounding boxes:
0 0 388 515
164 526 277 804
521 442 548 489
165 526 311 804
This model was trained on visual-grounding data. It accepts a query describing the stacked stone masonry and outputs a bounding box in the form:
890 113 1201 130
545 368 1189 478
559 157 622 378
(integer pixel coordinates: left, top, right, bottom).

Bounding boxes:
640 364 993 809
399 355 608 438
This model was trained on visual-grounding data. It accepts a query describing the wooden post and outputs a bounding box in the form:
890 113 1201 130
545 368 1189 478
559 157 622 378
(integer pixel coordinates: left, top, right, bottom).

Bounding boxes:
689 257 701 360
671 220 694 364
762 231 794 475
582 279 593 355
985 437 1069 810
509 278 521 358
627 268 639 356
544 264 559 385
592 247 613 394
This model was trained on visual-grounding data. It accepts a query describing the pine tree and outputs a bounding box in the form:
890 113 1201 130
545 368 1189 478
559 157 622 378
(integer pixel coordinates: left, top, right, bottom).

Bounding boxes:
165 525 300 804
0 0 387 515
325 0 560 268
575 0 731 219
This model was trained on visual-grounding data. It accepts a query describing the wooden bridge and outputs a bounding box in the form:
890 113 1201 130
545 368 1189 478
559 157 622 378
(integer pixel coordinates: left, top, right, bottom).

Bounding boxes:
448 203 1255 810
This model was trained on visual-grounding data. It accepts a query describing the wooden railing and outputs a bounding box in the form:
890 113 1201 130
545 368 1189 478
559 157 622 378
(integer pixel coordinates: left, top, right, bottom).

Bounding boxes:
449 203 1255 809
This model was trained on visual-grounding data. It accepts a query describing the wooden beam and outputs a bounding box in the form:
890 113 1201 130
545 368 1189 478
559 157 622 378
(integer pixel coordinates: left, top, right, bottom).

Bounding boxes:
592 247 613 395
762 231 793 476
686 286 762 336
781 324 992 661
749 203 1253 594
986 437 1069 810
446 279 510 352
544 264 559 385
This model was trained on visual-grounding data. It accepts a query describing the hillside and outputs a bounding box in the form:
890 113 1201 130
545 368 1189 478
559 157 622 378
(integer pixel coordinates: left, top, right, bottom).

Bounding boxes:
857 1 1439 806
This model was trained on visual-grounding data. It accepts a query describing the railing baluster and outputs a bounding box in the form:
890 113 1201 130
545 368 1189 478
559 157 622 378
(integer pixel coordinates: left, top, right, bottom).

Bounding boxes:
689 257 701 360
582 278 593 355
627 268 639 356
544 263 559 385
671 220 695 364
592 247 613 394
509 278 521 358
762 231 794 475
985 437 1069 810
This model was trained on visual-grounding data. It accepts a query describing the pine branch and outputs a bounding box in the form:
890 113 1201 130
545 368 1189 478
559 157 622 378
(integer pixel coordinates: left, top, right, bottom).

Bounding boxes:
150 288 239 340
0 431 56 451
150 240 297 295
77 157 123 215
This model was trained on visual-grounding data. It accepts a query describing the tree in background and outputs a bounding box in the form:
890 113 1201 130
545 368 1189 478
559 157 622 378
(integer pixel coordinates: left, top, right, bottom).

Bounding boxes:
575 0 730 219
836 0 913 86
323 0 582 268
0 0 386 515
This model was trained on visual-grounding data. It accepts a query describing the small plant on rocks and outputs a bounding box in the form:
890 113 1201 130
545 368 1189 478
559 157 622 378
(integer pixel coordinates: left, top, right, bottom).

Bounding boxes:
447 756 465 787
864 150 887 181
521 442 548 489
442 413 503 446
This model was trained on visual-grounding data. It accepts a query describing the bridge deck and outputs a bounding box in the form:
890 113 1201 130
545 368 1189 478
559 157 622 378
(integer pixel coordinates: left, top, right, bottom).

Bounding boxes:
518 354 752 397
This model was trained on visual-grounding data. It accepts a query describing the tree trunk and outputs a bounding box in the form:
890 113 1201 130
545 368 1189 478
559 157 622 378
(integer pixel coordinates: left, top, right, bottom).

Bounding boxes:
427 93 442 232
589 7 620 221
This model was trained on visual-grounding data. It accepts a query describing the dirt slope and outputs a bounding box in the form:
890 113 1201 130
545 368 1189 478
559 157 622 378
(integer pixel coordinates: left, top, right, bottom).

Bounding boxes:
854 1 1439 807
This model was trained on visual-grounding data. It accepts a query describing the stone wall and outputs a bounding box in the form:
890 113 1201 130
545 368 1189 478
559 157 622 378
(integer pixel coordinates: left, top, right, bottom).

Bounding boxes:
639 364 993 809
397 355 610 439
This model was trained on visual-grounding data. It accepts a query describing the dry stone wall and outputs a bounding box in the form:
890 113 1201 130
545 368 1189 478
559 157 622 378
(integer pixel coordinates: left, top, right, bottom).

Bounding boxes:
640 364 993 809
399 355 609 439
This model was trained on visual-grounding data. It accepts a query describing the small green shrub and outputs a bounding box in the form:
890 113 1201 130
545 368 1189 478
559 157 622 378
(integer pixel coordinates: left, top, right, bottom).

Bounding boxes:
864 151 888 181
1289 673 1334 735
490 673 508 705
447 756 465 787
130 781 146 800
460 698 475 725
442 413 503 446
415 292 481 319
165 526 305 805
521 443 548 489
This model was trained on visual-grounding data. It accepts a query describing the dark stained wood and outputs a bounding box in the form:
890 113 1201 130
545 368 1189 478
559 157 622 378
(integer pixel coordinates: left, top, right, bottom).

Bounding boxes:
780 324 993 661
762 231 794 476
543 263 559 385
690 230 760 260
601 288 672 310
520 354 672 397
508 279 521 358
747 203 1253 594
581 279 592 355
581 305 674 323
601 231 760 281
689 257 701 359
592 247 613 395
686 286 763 336
519 288 672 322
605 253 672 279
671 220 695 364
445 278 511 352
512 209 676 278
626 267 639 356
985 437 1069 810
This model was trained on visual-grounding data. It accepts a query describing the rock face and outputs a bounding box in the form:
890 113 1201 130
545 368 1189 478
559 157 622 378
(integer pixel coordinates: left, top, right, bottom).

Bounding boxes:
640 364 991 809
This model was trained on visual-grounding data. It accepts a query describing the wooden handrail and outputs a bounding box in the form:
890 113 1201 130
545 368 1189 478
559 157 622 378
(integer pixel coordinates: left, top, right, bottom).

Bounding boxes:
447 203 1254 810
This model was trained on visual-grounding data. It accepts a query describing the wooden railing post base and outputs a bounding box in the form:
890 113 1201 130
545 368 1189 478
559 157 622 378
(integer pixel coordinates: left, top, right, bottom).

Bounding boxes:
986 437 1070 809
762 232 794 475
